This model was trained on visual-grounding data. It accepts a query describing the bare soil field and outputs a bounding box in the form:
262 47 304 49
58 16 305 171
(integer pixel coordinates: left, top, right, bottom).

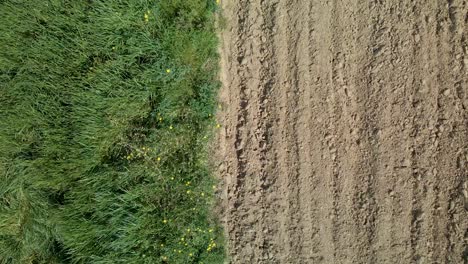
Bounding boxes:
216 0 468 263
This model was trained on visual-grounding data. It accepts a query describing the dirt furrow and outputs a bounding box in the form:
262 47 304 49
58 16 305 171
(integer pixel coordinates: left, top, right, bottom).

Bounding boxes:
218 0 256 261
295 0 322 262
307 1 337 262
271 0 303 262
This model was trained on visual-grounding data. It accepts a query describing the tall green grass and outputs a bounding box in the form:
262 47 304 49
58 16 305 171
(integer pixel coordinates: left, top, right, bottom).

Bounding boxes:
0 0 224 263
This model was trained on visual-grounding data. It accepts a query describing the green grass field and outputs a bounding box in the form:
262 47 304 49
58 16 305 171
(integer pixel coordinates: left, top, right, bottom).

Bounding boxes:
0 0 224 263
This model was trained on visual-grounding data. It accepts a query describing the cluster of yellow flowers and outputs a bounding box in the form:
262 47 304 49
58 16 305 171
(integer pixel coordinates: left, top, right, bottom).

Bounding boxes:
159 226 217 261
206 238 217 252
126 146 152 161
144 10 150 23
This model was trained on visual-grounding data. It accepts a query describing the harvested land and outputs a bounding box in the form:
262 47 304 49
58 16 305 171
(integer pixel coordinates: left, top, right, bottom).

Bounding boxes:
217 0 468 263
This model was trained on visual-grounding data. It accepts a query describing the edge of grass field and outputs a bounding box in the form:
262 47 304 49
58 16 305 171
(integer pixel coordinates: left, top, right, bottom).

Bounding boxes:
0 0 227 263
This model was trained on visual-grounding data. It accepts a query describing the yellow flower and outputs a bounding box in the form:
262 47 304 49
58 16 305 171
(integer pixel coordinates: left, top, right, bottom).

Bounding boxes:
162 256 167 261
159 117 163 121
178 250 182 254
208 229 213 233
169 125 173 130
187 228 191 232
157 157 161 161
216 0 220 4
216 124 221 128
171 177 174 180
163 219 168 224
186 190 191 194
189 253 193 257
201 192 205 197
166 69 171 73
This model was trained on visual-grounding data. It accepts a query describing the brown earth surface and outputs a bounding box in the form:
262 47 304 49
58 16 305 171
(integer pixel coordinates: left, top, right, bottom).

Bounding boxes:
215 0 468 263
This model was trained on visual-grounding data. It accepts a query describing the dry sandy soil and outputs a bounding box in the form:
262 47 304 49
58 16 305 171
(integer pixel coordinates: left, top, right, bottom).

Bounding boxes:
216 0 468 263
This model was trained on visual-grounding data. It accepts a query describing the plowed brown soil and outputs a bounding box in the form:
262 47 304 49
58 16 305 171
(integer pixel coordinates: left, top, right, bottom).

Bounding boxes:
216 1 468 263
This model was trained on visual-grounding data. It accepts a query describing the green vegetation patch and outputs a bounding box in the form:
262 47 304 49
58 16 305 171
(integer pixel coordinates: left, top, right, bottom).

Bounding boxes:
0 0 224 263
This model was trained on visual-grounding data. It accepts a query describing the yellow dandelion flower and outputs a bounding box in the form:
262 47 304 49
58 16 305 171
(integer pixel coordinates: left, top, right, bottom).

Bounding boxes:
189 253 193 257
216 0 220 4
159 117 163 121
187 228 191 232
157 157 161 161
166 69 171 73
112 46 116 50
162 256 167 261
216 124 221 128
186 190 191 194
160 244 164 247
169 125 173 130
208 229 213 233
181 237 185 241
212 185 216 189
178 250 182 254
201 192 205 197
171 177 175 180
163 219 168 224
